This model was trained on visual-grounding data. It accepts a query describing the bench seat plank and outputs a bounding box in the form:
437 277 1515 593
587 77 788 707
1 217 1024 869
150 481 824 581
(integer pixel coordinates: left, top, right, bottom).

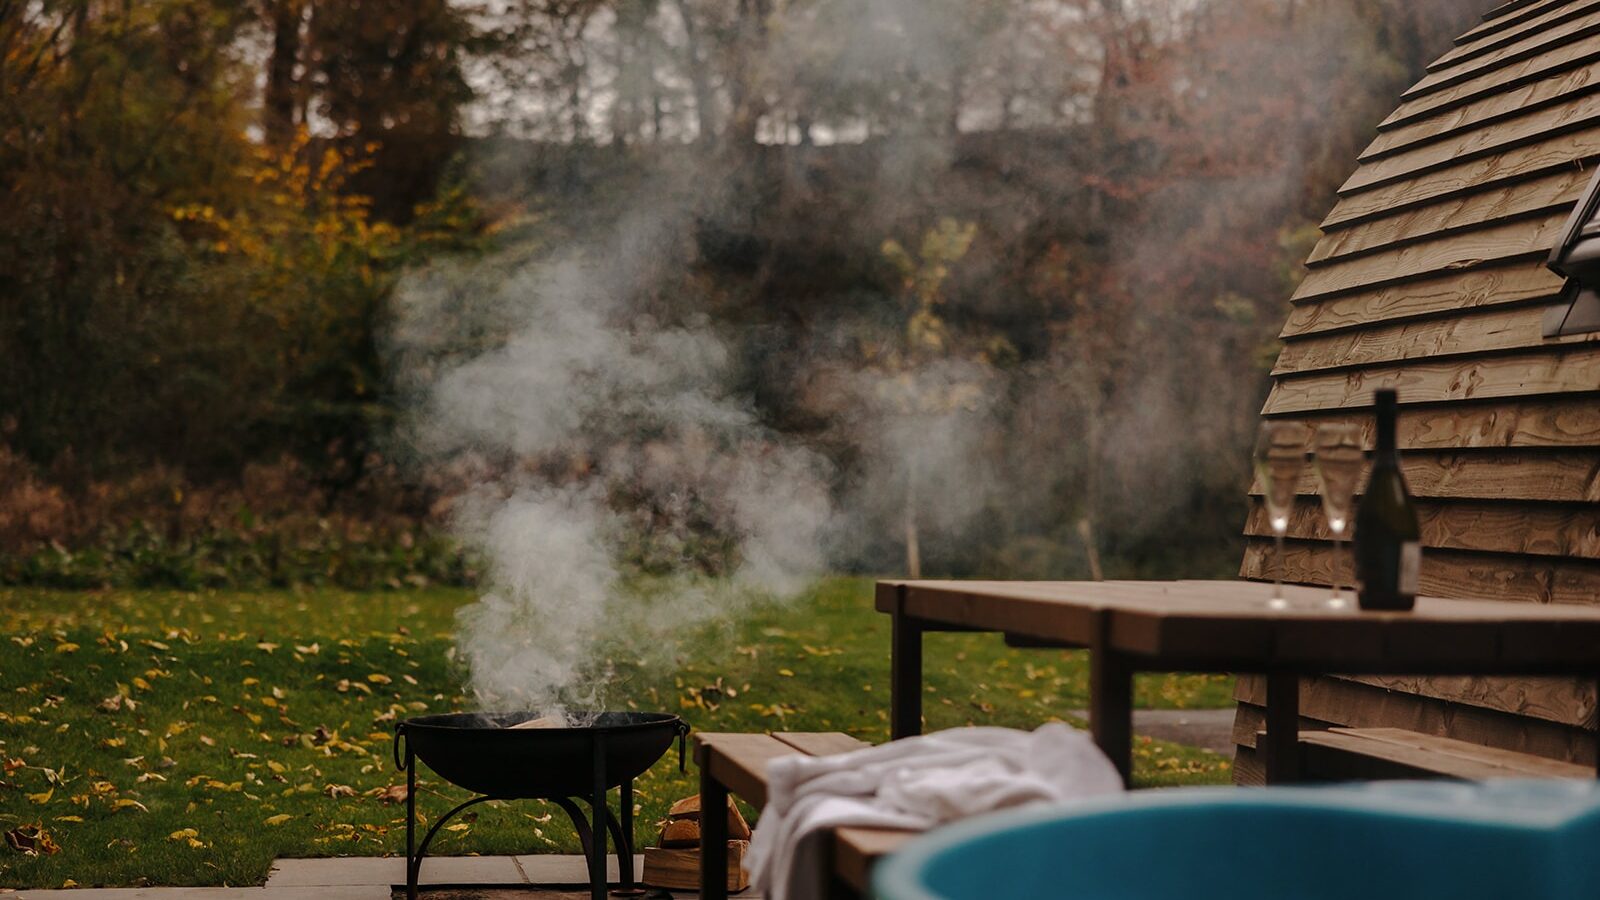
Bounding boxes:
697 733 796 808
1301 726 1592 780
774 731 870 756
695 731 910 897
834 827 917 892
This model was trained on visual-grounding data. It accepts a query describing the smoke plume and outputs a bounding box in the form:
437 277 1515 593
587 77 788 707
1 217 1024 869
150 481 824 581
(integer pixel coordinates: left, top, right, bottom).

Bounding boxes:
389 214 833 720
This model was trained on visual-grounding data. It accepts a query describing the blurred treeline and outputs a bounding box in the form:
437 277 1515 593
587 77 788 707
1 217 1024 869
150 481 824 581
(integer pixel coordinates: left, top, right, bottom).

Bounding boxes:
0 0 1481 588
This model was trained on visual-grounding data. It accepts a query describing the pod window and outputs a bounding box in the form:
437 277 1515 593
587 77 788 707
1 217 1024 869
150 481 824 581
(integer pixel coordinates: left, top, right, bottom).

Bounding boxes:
1545 166 1600 337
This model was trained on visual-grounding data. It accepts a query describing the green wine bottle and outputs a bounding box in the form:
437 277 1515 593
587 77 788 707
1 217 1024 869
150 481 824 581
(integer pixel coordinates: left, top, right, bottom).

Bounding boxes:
1354 389 1420 611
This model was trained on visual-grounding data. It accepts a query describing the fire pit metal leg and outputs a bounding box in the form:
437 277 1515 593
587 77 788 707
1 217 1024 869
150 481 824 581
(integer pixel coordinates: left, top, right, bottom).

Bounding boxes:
409 795 496 893
552 797 595 858
618 777 635 887
402 736 418 900
590 732 608 900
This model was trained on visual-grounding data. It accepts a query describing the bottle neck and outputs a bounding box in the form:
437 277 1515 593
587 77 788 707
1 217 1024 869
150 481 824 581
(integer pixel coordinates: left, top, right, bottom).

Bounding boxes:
1376 414 1396 455
1374 398 1399 462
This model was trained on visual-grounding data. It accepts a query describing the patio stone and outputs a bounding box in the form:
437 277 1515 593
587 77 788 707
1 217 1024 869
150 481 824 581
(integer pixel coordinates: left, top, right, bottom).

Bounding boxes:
4 888 387 899
3 854 716 898
1067 707 1236 755
510 855 644 884
266 856 524 886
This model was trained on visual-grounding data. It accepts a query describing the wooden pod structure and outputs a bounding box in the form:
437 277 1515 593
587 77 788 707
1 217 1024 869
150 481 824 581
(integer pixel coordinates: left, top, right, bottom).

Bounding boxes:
1233 0 1600 784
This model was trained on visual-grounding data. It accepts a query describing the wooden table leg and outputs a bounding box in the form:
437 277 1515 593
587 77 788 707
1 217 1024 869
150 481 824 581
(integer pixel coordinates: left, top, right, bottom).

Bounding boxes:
1263 672 1301 784
891 608 924 739
1089 627 1134 787
699 747 729 900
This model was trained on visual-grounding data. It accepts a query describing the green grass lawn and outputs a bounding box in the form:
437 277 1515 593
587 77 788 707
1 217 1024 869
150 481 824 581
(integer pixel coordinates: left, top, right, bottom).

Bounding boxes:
0 577 1234 889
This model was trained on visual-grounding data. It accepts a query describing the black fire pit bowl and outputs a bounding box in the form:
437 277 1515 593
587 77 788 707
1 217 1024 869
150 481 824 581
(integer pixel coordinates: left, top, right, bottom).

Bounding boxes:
398 710 685 798
393 711 688 900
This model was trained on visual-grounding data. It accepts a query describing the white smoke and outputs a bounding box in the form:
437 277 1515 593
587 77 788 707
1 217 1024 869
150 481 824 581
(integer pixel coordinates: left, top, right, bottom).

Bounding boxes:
390 221 833 720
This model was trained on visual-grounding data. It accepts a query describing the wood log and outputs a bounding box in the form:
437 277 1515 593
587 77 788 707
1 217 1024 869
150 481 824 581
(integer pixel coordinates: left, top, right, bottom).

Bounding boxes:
663 793 752 841
508 715 564 729
642 841 750 892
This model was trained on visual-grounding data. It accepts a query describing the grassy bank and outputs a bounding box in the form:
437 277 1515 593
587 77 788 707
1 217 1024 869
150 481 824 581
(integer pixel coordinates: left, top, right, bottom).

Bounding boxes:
0 578 1233 888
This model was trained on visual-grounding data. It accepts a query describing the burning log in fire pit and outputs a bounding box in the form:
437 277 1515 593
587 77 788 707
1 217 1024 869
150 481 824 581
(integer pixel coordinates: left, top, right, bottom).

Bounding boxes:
394 711 689 900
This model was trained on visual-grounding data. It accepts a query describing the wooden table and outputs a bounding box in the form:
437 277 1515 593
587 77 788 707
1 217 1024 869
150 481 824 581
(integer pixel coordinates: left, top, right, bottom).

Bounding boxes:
878 579 1600 785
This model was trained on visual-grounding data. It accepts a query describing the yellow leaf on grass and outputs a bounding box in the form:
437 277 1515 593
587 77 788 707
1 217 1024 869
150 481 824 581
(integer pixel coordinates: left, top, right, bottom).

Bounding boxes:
112 799 148 813
367 674 392 685
169 828 198 841
444 823 469 832
256 643 280 653
267 761 286 774
778 669 795 677
26 788 54 804
54 816 84 823
56 643 79 654
264 814 292 826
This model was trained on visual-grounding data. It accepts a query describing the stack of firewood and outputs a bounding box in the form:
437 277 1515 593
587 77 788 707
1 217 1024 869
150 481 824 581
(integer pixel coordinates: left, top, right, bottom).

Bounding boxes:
641 794 752 892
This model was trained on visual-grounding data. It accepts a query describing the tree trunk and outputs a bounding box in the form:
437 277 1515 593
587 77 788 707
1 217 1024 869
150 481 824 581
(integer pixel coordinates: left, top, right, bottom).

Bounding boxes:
904 461 922 579
670 0 718 143
264 0 303 147
725 0 770 150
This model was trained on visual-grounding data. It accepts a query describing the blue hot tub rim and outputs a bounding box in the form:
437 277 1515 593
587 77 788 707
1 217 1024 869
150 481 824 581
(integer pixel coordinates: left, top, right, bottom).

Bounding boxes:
872 779 1600 900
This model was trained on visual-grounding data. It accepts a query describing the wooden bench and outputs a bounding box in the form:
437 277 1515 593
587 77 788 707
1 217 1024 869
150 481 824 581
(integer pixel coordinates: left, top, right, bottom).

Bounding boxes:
695 732 916 899
1296 727 1593 781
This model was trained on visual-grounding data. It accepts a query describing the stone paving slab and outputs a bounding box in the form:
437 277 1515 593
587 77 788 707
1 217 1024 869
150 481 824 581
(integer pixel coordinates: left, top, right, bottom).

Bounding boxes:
1067 707 1237 755
511 855 642 884
3 888 386 900
263 854 645 887
3 855 661 899
265 856 523 887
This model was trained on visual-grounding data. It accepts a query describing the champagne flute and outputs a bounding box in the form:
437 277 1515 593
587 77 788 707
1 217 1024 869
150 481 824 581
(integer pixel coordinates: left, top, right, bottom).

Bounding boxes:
1253 422 1307 610
1313 424 1363 610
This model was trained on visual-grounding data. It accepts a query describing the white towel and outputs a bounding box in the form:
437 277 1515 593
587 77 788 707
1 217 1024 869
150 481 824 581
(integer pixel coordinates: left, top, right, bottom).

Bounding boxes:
745 723 1124 900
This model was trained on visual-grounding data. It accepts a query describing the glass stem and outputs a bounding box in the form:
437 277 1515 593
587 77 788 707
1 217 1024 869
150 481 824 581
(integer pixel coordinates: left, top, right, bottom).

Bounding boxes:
1273 530 1285 600
1330 534 1343 601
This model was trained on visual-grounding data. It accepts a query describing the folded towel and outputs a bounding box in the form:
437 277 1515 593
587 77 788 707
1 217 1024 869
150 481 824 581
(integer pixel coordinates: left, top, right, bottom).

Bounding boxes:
746 723 1124 900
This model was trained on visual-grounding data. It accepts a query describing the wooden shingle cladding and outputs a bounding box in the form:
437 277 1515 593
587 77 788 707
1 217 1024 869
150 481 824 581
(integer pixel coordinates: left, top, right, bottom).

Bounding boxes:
1232 1 1600 785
